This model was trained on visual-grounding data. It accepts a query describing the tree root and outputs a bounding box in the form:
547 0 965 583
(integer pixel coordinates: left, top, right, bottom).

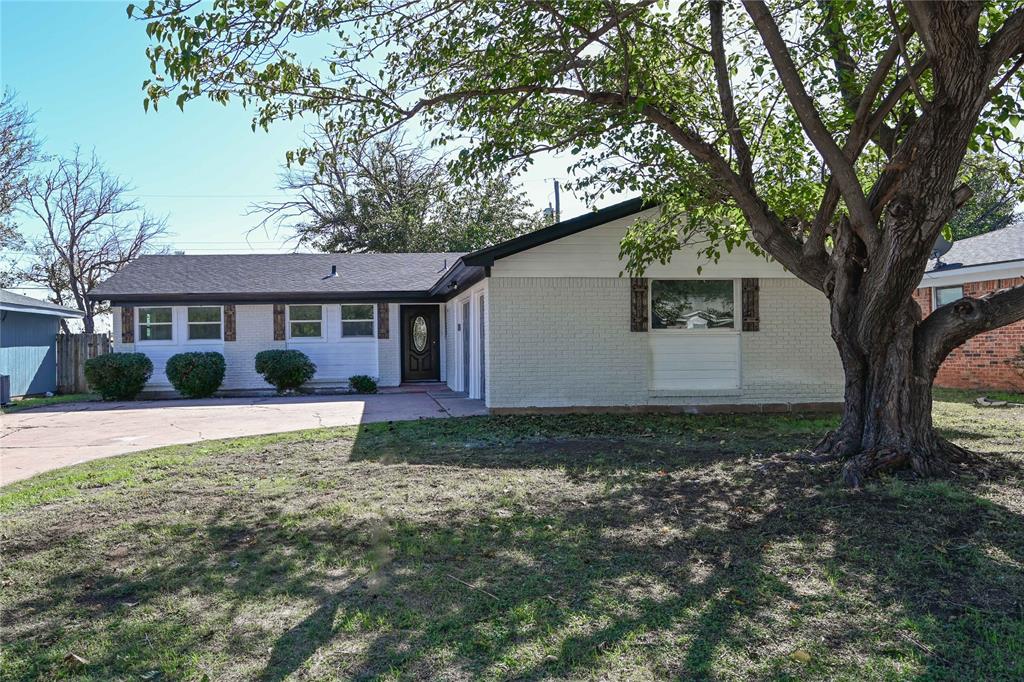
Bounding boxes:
839 438 978 488
813 428 860 460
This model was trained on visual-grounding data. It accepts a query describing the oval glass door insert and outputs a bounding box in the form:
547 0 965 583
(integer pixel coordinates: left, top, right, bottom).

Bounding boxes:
412 316 428 352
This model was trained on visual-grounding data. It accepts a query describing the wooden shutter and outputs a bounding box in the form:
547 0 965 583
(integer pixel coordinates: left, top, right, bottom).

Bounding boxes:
630 278 649 332
121 306 134 343
741 278 760 332
273 304 286 340
377 303 389 339
224 304 236 341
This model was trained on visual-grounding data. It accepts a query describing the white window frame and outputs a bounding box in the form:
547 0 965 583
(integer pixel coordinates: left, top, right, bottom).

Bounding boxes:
649 278 741 334
185 305 224 343
286 304 326 341
340 303 376 339
933 285 964 309
136 306 175 344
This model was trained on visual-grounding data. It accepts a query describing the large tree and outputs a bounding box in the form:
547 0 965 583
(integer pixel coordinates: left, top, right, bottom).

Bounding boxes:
253 126 545 253
136 0 1024 484
0 91 41 287
19 149 167 332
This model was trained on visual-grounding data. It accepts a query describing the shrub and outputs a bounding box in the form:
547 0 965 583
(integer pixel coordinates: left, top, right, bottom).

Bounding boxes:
254 349 316 392
165 352 226 398
84 353 153 400
348 374 378 394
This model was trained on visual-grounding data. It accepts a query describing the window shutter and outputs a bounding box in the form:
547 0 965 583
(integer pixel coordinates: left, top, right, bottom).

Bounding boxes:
741 278 760 332
273 304 286 340
121 306 134 343
377 303 389 339
630 278 649 332
224 304 236 341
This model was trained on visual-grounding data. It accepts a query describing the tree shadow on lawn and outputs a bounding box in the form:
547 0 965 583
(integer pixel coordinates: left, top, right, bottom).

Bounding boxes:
3 420 1023 680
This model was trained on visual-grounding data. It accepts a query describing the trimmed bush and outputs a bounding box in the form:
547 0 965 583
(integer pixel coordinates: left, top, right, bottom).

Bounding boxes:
254 349 316 392
348 374 378 394
84 353 153 400
165 352 226 398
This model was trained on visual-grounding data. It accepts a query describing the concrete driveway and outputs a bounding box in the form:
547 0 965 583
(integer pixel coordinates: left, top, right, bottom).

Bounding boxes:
0 390 486 486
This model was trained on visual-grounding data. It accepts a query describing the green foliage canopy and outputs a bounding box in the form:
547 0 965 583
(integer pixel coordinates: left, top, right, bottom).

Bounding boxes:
134 1 1024 277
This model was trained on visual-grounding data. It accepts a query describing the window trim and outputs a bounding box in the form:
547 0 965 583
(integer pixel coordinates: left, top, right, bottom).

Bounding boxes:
933 285 965 309
648 278 741 334
286 304 326 341
185 305 224 343
340 303 376 339
136 306 175 344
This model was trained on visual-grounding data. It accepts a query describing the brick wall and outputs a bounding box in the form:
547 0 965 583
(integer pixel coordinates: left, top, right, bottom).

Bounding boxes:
914 277 1024 391
486 277 843 409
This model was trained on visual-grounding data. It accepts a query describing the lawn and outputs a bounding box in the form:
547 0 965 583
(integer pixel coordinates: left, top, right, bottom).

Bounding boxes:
0 393 97 414
1 396 1022 681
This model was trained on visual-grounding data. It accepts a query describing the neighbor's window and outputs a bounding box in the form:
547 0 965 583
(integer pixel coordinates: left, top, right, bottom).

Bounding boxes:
651 280 735 330
187 306 222 340
935 285 964 307
288 305 323 338
341 304 374 337
138 307 173 341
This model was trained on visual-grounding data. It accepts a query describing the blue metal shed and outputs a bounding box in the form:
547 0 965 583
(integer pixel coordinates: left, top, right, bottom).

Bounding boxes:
0 290 85 397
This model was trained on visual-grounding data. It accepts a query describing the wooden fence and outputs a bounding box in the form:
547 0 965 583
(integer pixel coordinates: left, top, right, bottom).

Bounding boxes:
57 333 111 394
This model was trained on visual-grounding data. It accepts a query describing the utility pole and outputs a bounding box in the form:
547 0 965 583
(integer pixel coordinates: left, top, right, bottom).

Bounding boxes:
553 179 561 223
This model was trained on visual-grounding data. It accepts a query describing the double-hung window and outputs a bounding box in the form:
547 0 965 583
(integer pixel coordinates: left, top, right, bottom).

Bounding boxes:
187 306 222 340
934 285 964 307
288 305 323 338
341 304 374 337
138 307 173 341
651 280 735 330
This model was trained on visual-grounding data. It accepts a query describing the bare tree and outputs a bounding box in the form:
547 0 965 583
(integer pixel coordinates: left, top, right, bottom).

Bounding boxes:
251 125 543 253
20 149 167 332
0 90 41 286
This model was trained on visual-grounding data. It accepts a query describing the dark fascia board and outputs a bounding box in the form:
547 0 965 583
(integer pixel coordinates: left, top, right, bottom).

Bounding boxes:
92 290 444 306
461 196 652 267
429 259 487 300
926 256 1024 273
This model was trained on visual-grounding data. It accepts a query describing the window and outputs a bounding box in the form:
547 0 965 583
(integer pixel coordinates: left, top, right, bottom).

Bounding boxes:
651 280 735 330
935 285 964 307
138 307 173 341
341 304 374 337
288 305 323 338
187 306 222 340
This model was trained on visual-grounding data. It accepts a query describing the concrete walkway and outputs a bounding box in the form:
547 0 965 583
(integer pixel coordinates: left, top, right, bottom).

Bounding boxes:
0 390 487 486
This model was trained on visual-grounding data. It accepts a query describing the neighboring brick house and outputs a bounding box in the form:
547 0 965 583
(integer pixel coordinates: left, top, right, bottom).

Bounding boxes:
89 198 844 412
914 224 1024 391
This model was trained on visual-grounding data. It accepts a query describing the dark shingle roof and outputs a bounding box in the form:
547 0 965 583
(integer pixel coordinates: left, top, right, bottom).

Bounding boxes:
0 289 85 317
927 223 1024 272
89 252 465 302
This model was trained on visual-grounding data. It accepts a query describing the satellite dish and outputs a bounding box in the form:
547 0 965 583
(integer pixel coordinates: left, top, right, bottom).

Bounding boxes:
932 233 952 262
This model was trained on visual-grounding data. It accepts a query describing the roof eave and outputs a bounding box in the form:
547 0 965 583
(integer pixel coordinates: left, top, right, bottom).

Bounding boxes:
461 197 652 267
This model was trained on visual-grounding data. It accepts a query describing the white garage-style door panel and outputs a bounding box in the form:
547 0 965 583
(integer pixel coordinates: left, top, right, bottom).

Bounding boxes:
649 334 741 391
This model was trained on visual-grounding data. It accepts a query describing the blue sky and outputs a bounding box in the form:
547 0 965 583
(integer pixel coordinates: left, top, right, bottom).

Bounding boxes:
1 0 588 262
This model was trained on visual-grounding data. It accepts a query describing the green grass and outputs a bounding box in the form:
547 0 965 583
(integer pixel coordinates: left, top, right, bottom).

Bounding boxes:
934 387 1024 405
0 393 98 414
2 397 1022 680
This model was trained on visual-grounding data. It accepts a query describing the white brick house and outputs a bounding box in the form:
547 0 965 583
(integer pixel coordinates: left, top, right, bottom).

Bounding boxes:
90 199 844 412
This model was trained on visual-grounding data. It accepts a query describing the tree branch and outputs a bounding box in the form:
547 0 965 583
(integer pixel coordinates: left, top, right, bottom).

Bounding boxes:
743 0 877 248
983 5 1024 72
916 282 1024 373
709 0 753 187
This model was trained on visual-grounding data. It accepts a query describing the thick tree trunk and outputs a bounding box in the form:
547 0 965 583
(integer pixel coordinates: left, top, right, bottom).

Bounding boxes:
817 299 971 487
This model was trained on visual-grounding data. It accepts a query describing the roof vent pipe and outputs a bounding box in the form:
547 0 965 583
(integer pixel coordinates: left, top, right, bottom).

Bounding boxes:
324 264 338 279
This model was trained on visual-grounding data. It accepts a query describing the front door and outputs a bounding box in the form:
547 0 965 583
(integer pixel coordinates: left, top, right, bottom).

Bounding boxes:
401 305 440 382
